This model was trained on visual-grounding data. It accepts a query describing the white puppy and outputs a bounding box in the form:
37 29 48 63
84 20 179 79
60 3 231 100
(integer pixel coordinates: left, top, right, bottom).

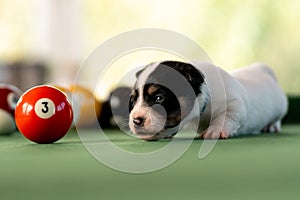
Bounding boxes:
128 61 288 140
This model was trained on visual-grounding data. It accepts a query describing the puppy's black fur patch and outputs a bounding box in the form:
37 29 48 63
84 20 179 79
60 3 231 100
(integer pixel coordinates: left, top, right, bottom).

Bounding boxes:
130 61 204 111
143 83 181 128
159 61 205 96
129 89 138 112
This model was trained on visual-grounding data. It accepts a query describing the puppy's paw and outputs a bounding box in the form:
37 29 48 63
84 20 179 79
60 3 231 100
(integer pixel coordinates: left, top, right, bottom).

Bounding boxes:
200 126 229 139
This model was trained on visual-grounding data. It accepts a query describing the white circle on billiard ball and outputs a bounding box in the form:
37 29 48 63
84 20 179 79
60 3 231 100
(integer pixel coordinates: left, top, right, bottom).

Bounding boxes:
34 98 56 119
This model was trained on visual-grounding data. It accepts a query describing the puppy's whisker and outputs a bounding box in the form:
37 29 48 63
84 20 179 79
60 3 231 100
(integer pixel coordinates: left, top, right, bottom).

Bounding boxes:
117 120 130 130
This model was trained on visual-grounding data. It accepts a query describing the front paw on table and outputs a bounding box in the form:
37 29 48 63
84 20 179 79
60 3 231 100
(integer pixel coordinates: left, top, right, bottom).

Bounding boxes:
200 126 229 139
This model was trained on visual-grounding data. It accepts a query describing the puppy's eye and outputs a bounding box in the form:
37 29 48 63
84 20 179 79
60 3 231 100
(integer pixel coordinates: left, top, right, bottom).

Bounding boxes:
154 94 164 104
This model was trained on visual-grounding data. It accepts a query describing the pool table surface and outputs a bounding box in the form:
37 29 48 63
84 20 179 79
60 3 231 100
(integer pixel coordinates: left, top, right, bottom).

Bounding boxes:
1 124 300 200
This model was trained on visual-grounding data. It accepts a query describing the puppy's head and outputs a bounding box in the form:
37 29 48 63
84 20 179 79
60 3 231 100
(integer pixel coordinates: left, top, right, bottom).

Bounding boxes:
129 61 205 140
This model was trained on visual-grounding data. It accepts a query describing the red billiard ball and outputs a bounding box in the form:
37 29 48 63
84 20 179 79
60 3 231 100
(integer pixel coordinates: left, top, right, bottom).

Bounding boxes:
15 85 73 144
0 84 22 135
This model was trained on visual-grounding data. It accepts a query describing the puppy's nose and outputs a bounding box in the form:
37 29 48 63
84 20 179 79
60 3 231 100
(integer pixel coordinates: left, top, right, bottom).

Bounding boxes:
133 117 144 126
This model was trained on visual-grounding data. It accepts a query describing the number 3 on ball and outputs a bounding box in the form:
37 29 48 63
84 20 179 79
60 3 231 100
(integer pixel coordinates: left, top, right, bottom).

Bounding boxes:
35 98 55 119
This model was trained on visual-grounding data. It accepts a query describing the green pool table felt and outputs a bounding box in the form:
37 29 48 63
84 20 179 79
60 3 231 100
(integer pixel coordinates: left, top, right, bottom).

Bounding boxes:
1 124 300 200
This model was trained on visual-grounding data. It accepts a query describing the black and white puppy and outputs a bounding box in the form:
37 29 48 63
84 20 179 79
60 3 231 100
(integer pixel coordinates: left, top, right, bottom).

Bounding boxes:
129 61 288 140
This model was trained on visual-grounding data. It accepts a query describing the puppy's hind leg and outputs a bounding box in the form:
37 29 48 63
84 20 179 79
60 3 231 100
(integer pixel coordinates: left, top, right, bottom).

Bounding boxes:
262 120 282 133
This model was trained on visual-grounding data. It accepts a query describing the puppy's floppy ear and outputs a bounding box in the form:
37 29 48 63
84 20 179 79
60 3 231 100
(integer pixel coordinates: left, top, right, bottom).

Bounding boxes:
135 62 156 78
135 68 144 78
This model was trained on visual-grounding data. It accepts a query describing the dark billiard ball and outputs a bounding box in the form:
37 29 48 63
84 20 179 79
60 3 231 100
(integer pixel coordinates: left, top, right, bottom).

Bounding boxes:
98 86 131 131
15 85 73 143
0 84 22 135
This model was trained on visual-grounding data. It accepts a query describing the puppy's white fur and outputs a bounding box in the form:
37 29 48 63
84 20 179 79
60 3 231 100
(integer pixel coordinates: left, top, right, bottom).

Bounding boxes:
191 61 288 138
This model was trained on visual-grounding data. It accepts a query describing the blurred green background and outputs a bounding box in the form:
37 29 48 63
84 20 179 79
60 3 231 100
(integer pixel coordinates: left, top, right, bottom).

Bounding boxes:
0 0 299 95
